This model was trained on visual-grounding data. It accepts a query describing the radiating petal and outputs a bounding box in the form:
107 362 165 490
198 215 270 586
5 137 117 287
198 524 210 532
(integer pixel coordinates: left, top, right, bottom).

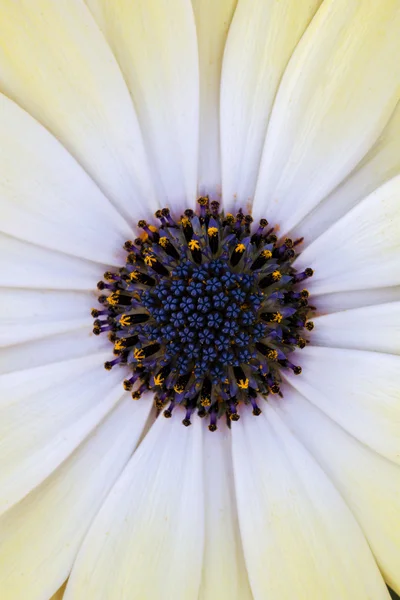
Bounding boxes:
0 0 157 221
0 396 151 600
65 413 204 600
199 423 252 600
86 0 199 214
231 407 389 600
0 234 105 291
294 100 400 242
221 0 322 213
0 354 131 514
314 287 400 315
0 327 108 374
0 289 94 347
285 346 400 464
312 302 400 354
253 0 400 231
0 94 131 264
295 175 400 294
192 0 237 198
275 388 400 594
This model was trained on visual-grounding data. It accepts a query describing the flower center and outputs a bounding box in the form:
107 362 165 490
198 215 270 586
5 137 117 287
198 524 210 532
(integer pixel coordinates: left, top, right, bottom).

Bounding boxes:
92 198 314 431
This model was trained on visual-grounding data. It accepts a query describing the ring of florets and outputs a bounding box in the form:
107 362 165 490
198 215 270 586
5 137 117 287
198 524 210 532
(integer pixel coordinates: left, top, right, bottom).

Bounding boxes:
92 197 314 431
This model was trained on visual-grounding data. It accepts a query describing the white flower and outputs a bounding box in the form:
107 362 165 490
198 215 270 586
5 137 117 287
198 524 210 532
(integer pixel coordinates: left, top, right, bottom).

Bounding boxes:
0 1 400 599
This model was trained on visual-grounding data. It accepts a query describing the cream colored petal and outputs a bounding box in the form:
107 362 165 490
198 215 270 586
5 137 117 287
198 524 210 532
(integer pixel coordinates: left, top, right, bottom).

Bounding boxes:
0 289 94 347
294 100 400 243
275 388 400 594
0 94 131 264
86 0 199 214
0 0 157 221
0 234 105 291
0 354 130 515
199 423 252 600
0 396 151 600
313 287 400 315
231 407 389 600
285 346 400 464
253 0 400 231
65 413 204 600
192 0 237 199
312 302 400 354
0 327 108 374
221 0 322 213
295 175 400 295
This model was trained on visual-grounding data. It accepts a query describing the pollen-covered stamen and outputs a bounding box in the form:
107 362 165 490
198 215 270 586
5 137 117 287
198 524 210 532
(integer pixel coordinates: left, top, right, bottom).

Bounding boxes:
94 198 314 430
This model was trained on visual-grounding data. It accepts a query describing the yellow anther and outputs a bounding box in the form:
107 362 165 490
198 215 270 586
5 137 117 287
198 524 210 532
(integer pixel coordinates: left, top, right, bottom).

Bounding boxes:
174 383 185 393
267 349 278 360
225 213 235 224
129 271 139 280
188 239 201 251
272 312 283 323
159 236 168 247
237 378 249 390
272 270 281 281
198 196 209 206
114 339 125 351
207 227 218 237
235 243 246 253
144 254 157 266
261 250 272 259
134 348 145 361
154 374 164 386
181 217 190 227
107 292 120 306
201 398 211 407
120 314 131 327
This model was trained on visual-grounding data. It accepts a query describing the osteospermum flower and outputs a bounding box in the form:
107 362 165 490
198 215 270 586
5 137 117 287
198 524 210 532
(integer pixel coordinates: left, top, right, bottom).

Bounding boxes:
1 1 400 599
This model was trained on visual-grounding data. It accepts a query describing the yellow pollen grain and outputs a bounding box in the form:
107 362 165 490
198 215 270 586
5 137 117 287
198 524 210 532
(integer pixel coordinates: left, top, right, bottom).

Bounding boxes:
181 217 190 227
272 270 281 281
272 312 283 323
201 398 211 407
235 243 246 253
237 378 249 389
107 292 120 306
207 227 218 236
267 349 278 360
188 239 200 251
129 271 139 280
134 348 145 361
261 250 272 259
159 237 168 247
114 339 125 351
174 384 184 393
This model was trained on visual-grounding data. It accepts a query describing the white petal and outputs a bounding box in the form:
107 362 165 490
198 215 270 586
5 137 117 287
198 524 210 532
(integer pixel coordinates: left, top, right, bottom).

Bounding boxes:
192 0 237 198
253 0 400 231
294 100 400 243
313 286 400 315
231 407 389 600
0 327 108 374
86 0 199 214
295 175 400 294
0 289 94 347
275 388 400 594
65 413 204 600
0 395 151 600
0 0 157 220
285 346 400 464
199 423 252 600
221 0 322 213
0 354 129 514
0 234 105 291
0 94 131 264
312 302 400 354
